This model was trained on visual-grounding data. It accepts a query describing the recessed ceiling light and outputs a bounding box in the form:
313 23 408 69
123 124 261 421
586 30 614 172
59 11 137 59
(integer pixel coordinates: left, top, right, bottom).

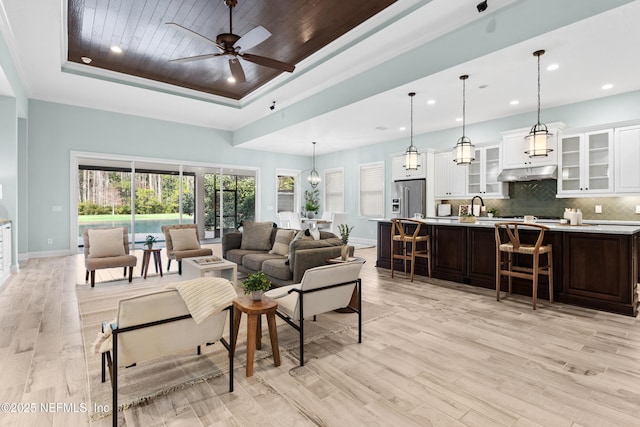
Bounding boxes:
399 127 407 131
375 126 388 131
601 83 613 90
510 100 519 105
547 64 559 71
81 56 92 64
456 117 463 122
227 76 236 83
427 99 436 105
478 84 488 89
110 46 122 53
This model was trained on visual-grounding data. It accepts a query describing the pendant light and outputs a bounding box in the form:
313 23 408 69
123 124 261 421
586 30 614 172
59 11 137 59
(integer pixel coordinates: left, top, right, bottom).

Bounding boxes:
403 92 420 170
525 49 552 157
307 141 321 188
453 74 475 164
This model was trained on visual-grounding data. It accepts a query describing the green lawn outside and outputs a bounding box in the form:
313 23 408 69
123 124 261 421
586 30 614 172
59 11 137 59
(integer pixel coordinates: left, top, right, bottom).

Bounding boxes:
79 213 192 223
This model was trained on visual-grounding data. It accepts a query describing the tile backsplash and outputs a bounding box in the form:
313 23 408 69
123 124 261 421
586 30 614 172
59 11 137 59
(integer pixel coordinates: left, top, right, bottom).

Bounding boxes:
446 180 640 221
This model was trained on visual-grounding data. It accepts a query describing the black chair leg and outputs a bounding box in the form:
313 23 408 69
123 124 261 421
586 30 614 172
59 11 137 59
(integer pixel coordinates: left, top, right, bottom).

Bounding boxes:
123 267 127 277
91 271 96 287
178 261 182 275
167 259 171 271
85 270 89 281
128 266 133 282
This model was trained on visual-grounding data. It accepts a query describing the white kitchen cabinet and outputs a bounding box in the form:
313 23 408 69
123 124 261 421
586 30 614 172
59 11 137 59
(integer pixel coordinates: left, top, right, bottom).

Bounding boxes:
501 123 563 169
615 125 640 193
434 152 467 199
0 222 11 286
467 145 509 198
558 130 613 196
392 153 426 181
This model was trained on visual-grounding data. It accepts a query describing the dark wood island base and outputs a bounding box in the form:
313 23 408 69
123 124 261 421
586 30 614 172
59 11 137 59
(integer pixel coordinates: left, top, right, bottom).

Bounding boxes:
377 220 639 316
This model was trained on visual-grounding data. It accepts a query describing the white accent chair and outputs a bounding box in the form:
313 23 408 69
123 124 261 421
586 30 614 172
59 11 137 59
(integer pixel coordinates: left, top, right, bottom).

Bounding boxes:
264 261 364 366
278 211 302 230
100 287 234 425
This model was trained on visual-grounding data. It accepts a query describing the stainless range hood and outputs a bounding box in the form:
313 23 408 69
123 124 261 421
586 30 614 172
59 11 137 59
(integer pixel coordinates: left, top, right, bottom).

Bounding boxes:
497 165 557 182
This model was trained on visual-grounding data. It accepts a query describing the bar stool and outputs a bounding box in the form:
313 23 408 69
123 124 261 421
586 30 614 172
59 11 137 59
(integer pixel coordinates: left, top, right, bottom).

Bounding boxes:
494 222 553 310
391 218 431 282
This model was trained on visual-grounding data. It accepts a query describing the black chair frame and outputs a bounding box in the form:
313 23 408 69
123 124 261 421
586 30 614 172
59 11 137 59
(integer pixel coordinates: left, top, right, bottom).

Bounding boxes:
274 278 362 366
101 306 234 427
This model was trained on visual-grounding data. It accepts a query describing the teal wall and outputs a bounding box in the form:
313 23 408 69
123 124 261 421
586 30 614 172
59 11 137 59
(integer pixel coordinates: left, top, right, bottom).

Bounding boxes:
26 100 310 253
0 96 17 266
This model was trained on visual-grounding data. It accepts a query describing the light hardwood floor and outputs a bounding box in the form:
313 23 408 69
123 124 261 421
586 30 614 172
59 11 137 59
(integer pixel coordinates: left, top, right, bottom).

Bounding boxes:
1 246 639 426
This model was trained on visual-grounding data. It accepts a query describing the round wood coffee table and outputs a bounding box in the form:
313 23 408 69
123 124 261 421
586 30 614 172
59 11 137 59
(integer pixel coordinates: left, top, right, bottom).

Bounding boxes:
232 295 281 377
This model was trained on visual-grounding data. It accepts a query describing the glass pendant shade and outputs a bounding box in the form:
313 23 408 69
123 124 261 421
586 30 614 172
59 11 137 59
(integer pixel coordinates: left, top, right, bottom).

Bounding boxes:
403 92 420 170
307 141 321 188
453 136 475 164
453 75 475 164
526 50 552 158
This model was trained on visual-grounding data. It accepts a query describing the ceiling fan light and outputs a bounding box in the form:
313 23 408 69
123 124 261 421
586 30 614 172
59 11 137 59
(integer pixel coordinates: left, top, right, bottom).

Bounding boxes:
453 136 475 164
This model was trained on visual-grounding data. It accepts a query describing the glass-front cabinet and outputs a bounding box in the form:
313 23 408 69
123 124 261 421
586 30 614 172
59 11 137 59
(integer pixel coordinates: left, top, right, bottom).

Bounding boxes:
467 145 508 198
558 130 613 196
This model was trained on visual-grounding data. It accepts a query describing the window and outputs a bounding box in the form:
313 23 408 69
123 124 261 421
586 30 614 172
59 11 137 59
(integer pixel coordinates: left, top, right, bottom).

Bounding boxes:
276 170 300 213
359 162 384 217
324 168 344 213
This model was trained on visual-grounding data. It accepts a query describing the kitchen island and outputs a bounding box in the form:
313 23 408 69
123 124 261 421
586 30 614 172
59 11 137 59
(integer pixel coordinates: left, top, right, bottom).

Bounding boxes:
376 218 640 316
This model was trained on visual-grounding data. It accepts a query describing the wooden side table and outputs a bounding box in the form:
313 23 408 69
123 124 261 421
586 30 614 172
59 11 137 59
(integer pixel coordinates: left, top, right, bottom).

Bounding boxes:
232 295 281 377
141 248 163 279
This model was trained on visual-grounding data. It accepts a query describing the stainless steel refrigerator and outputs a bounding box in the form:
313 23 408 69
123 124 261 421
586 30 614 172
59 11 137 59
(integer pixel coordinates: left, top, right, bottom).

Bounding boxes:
393 179 426 218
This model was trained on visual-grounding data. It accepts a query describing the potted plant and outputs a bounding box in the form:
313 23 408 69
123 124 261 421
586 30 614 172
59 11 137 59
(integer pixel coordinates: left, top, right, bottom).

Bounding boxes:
144 234 157 249
337 224 354 260
303 189 320 218
242 271 272 301
487 208 498 218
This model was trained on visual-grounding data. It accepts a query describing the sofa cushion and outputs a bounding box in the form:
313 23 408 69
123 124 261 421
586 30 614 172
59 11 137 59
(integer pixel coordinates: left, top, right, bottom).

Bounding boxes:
269 229 295 256
242 253 284 272
170 228 200 251
88 228 125 258
262 259 293 281
241 221 275 251
225 249 261 266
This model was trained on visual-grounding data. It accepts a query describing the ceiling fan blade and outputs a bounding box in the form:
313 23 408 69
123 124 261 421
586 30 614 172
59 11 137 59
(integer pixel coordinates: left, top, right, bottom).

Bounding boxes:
240 53 295 73
166 22 222 51
229 58 246 83
237 25 271 52
169 53 223 64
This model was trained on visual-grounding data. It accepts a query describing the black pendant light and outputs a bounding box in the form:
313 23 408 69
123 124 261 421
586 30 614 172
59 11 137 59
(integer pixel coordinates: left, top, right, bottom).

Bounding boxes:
525 49 552 157
308 141 320 188
403 92 420 170
453 74 475 164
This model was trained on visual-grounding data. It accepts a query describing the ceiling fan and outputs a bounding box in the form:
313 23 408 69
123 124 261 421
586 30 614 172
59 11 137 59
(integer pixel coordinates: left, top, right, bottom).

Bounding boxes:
166 0 295 83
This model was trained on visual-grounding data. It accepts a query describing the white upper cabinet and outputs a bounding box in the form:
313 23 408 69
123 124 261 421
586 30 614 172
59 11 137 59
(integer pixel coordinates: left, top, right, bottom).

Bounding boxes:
615 125 640 193
501 123 563 169
467 145 509 198
392 153 426 181
434 152 467 199
558 130 613 196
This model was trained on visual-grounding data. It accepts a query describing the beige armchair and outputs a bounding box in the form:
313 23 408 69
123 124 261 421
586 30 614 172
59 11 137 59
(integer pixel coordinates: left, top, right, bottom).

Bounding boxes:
264 261 364 366
161 224 212 274
83 227 137 287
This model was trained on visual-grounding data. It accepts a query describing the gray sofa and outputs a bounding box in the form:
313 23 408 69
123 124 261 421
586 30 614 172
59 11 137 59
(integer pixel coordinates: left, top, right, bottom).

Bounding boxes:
222 223 353 287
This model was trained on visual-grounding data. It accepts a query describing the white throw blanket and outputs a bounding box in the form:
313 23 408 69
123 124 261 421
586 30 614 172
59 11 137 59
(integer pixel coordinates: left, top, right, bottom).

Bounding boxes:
166 277 238 324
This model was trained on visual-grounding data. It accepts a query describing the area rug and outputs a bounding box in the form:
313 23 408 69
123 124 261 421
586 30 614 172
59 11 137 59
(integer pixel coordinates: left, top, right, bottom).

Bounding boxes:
77 277 396 421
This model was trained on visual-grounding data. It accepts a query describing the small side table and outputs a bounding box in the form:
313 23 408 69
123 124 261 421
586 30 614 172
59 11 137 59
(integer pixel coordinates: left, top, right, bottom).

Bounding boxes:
141 248 163 279
232 295 280 377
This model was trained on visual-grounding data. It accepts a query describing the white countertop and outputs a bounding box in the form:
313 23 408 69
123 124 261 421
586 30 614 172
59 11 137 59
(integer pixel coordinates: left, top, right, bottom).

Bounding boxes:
373 217 640 235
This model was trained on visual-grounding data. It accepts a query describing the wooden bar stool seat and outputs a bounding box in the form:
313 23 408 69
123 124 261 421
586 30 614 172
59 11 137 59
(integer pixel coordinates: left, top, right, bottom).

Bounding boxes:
391 218 431 282
495 222 553 310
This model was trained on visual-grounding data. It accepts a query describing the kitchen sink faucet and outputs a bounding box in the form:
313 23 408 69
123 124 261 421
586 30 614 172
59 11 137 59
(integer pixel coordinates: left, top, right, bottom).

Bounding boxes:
471 195 485 217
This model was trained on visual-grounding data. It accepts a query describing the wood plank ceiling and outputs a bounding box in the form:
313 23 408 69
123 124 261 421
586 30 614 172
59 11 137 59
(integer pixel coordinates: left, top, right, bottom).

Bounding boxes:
67 0 397 100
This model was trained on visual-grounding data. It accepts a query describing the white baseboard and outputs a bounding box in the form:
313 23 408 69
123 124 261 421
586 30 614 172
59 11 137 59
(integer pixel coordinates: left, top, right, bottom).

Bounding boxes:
20 249 75 261
349 237 376 247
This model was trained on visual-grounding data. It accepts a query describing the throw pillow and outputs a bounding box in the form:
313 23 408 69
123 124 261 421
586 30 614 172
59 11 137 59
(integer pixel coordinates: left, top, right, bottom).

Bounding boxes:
241 221 275 251
309 228 320 240
88 228 126 258
287 230 315 265
269 229 295 256
170 228 200 251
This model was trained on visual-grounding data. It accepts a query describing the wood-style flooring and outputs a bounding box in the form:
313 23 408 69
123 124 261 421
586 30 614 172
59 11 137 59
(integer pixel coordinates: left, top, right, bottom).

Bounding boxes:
0 246 639 426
